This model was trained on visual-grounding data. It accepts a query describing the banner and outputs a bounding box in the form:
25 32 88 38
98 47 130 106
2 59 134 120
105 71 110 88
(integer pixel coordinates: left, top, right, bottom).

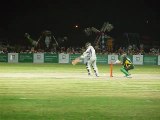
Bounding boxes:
44 53 58 63
0 53 8 62
33 53 44 63
158 55 160 65
18 53 33 63
2 53 160 65
133 55 143 65
59 53 69 63
97 54 108 64
8 53 18 63
108 55 118 64
143 55 158 65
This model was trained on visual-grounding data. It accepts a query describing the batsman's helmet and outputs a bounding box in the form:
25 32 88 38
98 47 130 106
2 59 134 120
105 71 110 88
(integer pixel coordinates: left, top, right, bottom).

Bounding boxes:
85 42 91 48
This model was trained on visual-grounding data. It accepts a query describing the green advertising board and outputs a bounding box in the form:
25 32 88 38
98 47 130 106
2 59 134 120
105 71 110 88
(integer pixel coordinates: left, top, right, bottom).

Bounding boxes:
0 53 8 62
69 54 81 63
2 53 160 65
143 55 158 65
18 53 33 63
44 53 58 63
97 54 108 64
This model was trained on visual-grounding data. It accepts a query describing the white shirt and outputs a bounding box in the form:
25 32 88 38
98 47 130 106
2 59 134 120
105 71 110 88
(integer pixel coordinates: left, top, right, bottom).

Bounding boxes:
81 45 96 60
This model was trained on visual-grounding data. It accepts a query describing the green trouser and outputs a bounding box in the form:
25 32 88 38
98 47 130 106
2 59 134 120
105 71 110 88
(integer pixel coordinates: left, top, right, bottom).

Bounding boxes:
120 67 129 76
120 65 134 76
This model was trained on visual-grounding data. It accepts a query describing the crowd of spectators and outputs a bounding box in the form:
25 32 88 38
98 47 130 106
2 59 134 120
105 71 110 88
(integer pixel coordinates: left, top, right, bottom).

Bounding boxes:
0 43 159 55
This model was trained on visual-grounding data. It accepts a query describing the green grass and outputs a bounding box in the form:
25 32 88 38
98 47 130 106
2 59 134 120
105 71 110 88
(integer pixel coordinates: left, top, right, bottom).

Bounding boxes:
0 63 160 74
0 63 160 120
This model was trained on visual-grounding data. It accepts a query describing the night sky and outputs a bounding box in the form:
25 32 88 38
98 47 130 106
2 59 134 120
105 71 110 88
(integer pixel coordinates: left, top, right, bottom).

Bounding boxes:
0 0 159 46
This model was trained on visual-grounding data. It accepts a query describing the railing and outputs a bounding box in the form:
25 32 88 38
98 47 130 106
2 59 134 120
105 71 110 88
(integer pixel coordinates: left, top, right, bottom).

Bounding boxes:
0 53 160 65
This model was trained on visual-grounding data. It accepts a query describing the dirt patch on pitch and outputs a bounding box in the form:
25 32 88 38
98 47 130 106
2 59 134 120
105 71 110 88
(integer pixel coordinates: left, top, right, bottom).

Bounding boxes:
0 73 160 80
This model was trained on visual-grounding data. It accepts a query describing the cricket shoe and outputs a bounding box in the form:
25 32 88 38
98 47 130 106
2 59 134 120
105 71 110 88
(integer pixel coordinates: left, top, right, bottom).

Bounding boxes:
124 73 131 77
95 73 99 77
125 74 132 78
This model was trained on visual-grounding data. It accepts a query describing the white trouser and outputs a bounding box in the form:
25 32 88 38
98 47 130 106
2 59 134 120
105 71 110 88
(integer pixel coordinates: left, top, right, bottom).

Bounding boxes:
86 57 99 76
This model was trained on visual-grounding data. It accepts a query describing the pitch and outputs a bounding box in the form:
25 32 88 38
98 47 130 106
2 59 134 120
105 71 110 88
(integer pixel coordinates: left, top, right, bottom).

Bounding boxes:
0 63 160 120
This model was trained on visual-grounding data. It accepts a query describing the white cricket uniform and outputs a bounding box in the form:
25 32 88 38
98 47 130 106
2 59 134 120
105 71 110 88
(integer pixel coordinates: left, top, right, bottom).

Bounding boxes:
80 45 99 76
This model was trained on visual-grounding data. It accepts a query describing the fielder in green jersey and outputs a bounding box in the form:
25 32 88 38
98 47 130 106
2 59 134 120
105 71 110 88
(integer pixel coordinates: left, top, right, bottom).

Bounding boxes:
115 54 134 77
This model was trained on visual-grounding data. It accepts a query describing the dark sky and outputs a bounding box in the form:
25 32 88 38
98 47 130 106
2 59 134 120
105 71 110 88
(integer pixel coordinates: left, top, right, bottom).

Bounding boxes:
0 0 159 45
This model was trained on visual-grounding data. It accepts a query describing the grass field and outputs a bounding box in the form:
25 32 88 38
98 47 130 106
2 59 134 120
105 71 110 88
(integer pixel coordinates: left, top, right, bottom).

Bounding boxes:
0 63 160 120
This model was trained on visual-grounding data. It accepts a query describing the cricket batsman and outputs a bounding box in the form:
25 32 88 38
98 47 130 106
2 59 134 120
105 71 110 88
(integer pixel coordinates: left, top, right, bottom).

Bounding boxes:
72 42 99 77
115 53 134 77
81 42 99 77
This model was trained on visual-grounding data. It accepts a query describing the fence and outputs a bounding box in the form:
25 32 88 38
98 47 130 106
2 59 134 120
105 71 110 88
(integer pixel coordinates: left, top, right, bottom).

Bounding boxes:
0 53 160 65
